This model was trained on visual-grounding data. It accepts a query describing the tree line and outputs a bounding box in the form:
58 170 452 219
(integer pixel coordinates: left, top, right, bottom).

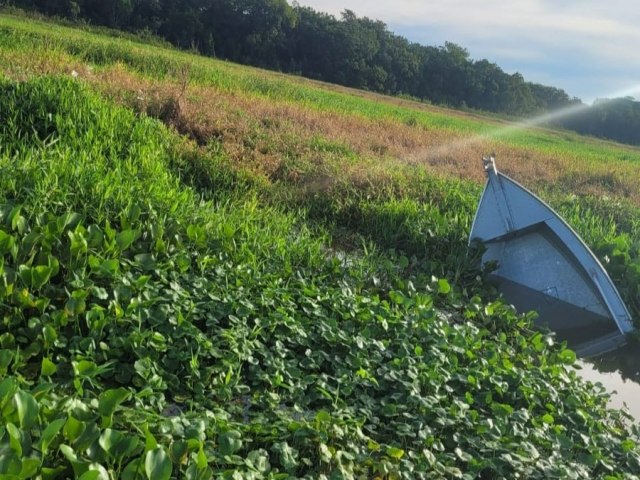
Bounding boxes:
9 0 640 146
556 97 640 147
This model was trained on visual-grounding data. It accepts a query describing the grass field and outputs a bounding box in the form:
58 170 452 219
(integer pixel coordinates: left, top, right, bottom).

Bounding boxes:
1 10 640 479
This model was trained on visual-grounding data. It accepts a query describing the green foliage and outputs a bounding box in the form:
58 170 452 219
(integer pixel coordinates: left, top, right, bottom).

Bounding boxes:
559 97 640 146
0 70 640 480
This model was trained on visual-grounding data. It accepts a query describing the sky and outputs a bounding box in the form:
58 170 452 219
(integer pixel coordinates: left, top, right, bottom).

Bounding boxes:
294 0 640 105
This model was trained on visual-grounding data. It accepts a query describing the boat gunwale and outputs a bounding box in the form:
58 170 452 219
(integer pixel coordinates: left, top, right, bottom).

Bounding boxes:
469 158 634 355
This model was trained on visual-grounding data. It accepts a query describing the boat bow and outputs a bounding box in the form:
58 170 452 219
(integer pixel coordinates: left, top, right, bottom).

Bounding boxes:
470 156 634 357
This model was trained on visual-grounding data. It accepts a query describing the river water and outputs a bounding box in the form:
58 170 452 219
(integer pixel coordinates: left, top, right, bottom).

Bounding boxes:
574 342 640 420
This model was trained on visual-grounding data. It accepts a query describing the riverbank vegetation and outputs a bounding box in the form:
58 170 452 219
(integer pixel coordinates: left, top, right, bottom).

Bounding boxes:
1 13 640 478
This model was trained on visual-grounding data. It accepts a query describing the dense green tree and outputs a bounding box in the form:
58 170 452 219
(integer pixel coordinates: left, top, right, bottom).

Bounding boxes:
129 0 162 31
559 97 640 146
81 0 133 27
285 6 340 79
205 0 296 66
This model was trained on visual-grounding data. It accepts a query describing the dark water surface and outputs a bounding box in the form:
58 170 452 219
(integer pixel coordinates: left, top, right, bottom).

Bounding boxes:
574 340 640 420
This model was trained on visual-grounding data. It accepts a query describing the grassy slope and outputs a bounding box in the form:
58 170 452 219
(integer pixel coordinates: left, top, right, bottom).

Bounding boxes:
1 12 640 479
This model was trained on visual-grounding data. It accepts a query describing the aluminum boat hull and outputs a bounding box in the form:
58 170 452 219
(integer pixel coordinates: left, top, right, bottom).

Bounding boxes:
470 157 633 357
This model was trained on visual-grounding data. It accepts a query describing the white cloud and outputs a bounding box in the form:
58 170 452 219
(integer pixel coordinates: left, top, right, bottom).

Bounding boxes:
292 0 640 102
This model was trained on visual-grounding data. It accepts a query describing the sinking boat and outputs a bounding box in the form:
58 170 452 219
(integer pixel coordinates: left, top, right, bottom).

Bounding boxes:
470 156 634 357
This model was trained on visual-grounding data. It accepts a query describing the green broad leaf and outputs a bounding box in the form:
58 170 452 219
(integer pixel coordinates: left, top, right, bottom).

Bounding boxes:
454 447 473 462
521 441 540 460
21 457 41 478
318 443 332 463
530 332 545 351
73 360 97 377
315 410 331 424
116 229 140 251
0 450 22 475
0 377 17 404
78 471 101 480
621 439 636 452
423 448 437 466
218 430 242 455
541 414 555 425
47 255 60 277
91 286 109 300
104 222 116 241
246 449 270 473
169 440 188 464
89 256 119 277
14 390 39 429
79 464 110 480
386 446 405 460
184 421 206 442
99 429 126 456
31 265 53 289
145 447 172 480
6 423 23 457
143 424 158 452
68 230 88 255
0 230 15 255
13 288 35 308
134 274 152 290
120 437 141 459
275 442 298 471
0 349 14 375
87 225 104 248
18 265 32 287
40 465 68 479
490 402 513 417
175 254 190 272
444 466 463 478
63 416 86 443
196 445 208 469
185 462 213 480
71 421 101 452
65 296 86 316
465 391 474 404
126 203 142 224
388 290 405 305
40 418 66 453
122 458 144 480
98 388 130 418
98 429 139 461
558 348 577 364
43 324 58 349
437 278 451 294
41 357 57 377
61 212 83 231
10 206 26 234
134 254 156 272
